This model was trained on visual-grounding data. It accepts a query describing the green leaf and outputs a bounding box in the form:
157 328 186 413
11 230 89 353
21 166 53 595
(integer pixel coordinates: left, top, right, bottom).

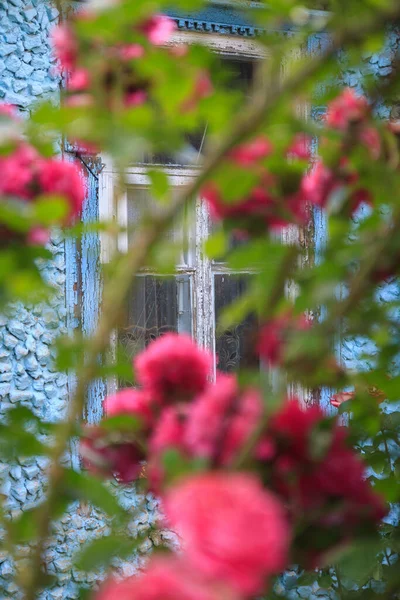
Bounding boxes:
148 169 170 204
217 290 255 334
373 475 400 502
308 419 334 461
337 540 382 586
75 534 139 571
318 573 333 587
33 195 69 225
61 469 128 522
204 230 228 260
0 406 50 458
162 448 208 483
9 507 40 544
297 571 318 586
101 414 144 433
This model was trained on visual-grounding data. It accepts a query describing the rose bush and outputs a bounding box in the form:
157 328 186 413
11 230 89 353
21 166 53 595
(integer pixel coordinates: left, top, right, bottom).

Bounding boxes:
2 1 400 599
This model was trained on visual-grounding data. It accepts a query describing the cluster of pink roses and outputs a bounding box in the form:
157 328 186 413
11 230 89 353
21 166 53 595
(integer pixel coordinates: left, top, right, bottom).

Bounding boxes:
0 104 85 246
303 88 382 214
81 333 268 489
52 13 175 110
201 88 392 234
80 332 386 599
52 11 212 118
254 399 386 567
257 311 311 366
201 134 312 233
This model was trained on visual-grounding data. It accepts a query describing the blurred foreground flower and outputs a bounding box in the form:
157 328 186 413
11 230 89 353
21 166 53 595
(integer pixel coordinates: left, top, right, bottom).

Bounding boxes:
0 103 85 247
164 472 290 597
256 398 387 566
97 556 239 600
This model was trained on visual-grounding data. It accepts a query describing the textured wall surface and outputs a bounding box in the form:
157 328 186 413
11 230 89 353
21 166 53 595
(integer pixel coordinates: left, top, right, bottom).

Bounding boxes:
0 2 160 598
0 1 398 598
0 0 60 109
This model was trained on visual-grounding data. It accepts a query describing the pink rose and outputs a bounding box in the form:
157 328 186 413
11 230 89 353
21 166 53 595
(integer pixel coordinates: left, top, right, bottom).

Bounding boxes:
229 135 273 166
0 103 18 119
255 398 387 567
149 406 188 455
181 71 213 112
37 158 85 220
96 556 238 600
147 405 189 492
104 388 153 427
202 180 274 222
257 312 311 366
0 143 38 200
326 88 369 131
164 472 290 596
119 44 145 60
68 68 90 92
65 94 93 108
185 374 262 466
300 160 337 208
51 23 78 71
124 90 147 107
140 15 176 45
134 333 212 404
286 133 311 161
27 227 50 246
359 126 381 160
80 425 145 483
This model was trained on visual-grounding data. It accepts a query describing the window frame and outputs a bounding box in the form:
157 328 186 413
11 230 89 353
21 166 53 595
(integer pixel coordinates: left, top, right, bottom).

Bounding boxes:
98 30 305 391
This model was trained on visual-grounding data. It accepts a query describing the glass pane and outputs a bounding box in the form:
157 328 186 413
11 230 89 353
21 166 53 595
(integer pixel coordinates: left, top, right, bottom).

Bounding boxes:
214 274 258 373
120 274 192 362
127 188 192 265
223 58 254 96
143 59 254 166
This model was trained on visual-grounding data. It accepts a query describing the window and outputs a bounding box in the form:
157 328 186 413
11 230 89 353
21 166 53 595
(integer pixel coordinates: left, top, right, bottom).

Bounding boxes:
214 273 258 372
99 33 268 384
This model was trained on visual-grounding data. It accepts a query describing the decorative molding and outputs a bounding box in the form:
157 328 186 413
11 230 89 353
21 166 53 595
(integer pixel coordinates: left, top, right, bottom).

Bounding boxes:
165 4 263 38
168 30 267 57
171 17 261 37
166 3 330 38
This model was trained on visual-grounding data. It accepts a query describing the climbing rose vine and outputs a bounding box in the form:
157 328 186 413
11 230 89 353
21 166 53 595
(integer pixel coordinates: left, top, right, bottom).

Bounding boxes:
80 332 387 598
53 14 176 110
0 105 84 247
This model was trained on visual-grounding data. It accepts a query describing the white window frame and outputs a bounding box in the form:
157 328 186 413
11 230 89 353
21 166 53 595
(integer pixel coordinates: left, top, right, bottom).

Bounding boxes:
100 162 218 364
98 31 305 389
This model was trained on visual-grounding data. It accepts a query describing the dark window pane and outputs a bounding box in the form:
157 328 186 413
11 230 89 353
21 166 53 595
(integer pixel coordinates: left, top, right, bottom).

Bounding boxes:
214 274 258 372
143 59 254 165
120 275 192 362
222 58 254 95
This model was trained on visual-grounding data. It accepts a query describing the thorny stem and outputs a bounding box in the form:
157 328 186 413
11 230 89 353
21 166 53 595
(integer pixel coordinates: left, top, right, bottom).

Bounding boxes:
335 565 344 595
23 2 400 597
232 245 299 470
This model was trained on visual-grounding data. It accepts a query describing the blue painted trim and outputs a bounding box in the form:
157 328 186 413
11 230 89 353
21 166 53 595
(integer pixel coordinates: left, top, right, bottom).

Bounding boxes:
165 6 262 37
165 1 269 36
166 3 330 36
79 157 107 425
64 152 106 426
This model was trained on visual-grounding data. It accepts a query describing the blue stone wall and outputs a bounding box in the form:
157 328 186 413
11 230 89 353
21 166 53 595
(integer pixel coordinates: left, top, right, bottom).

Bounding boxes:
0 0 60 110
